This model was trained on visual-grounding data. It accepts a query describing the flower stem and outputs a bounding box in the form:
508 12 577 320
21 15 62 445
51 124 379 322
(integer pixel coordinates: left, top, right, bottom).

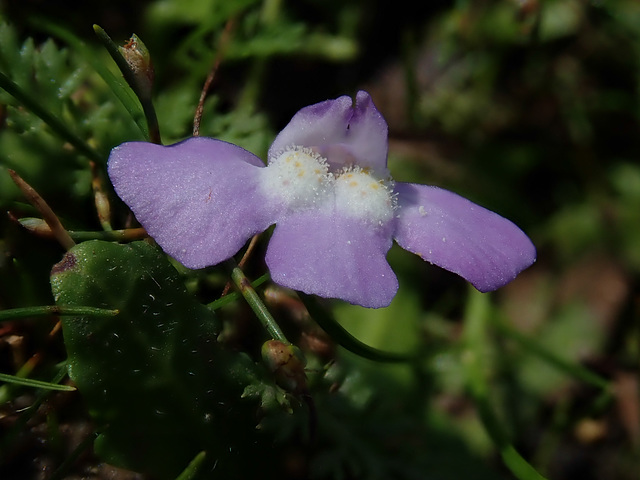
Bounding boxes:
207 273 270 311
224 259 288 343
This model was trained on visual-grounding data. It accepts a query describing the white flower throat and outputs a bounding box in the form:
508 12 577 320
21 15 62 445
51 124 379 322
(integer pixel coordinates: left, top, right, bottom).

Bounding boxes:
262 146 396 224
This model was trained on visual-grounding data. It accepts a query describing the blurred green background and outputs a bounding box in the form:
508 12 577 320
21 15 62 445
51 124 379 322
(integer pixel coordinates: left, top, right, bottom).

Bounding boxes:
0 1 638 479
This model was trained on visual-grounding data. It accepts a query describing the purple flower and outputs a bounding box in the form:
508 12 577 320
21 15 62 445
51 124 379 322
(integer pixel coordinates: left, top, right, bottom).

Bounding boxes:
108 91 536 308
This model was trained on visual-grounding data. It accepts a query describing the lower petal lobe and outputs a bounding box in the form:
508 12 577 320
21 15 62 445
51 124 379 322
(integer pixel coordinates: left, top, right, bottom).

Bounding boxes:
393 183 536 292
265 209 398 308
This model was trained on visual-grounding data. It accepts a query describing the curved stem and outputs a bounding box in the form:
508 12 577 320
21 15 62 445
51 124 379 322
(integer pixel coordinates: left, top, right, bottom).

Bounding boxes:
299 292 419 363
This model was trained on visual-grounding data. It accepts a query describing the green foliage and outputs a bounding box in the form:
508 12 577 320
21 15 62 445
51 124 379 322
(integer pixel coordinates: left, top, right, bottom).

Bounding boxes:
1 1 639 479
50 240 273 479
0 21 142 214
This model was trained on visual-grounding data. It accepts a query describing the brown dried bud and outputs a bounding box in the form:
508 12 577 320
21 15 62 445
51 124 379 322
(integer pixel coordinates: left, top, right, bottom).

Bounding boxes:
119 34 154 98
261 340 308 394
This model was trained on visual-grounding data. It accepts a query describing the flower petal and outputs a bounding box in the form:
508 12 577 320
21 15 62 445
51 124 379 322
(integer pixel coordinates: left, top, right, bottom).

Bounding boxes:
108 137 275 269
268 91 389 174
265 209 398 308
393 183 536 292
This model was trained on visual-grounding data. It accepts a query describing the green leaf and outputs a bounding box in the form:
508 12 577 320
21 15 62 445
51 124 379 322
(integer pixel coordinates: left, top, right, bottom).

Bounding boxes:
50 240 275 479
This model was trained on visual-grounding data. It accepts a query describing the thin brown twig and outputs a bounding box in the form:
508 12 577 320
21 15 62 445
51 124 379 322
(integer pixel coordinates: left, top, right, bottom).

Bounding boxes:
8 169 75 251
193 18 237 137
90 161 113 231
221 234 261 297
9 214 148 243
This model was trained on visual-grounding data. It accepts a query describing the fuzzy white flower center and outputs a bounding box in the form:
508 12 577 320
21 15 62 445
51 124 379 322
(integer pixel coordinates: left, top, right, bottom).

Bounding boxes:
262 147 332 210
261 146 396 224
335 168 395 224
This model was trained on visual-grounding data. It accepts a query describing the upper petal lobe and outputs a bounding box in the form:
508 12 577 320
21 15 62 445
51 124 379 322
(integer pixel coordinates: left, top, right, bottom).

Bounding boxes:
393 183 536 292
108 137 275 269
268 91 389 174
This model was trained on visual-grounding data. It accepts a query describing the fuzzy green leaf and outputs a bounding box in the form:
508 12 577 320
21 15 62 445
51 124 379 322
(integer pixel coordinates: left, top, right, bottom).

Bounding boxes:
50 240 275 479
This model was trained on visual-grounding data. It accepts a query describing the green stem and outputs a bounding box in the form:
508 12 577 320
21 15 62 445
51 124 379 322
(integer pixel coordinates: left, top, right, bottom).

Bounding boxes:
462 288 549 480
0 71 103 163
174 451 207 480
224 259 288 343
207 273 270 311
0 305 119 323
68 228 147 242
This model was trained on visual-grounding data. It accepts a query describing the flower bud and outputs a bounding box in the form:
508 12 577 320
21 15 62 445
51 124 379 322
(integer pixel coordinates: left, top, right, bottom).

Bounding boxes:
261 340 307 394
118 34 154 100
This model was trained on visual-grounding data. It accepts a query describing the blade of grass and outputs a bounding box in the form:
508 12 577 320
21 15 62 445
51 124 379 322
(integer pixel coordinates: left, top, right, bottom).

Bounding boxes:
463 288 549 480
0 372 76 391
174 451 207 480
493 315 611 391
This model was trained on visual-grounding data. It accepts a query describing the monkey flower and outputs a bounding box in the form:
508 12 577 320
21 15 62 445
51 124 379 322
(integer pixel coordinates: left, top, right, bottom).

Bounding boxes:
108 91 536 308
